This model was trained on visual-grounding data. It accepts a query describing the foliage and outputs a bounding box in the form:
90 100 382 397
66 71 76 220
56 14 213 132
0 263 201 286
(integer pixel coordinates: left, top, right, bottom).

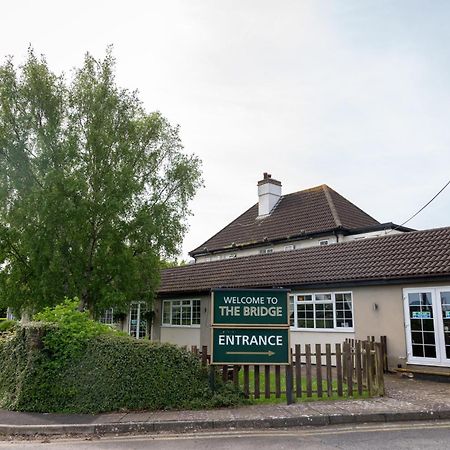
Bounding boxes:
33 298 117 365
0 319 16 332
0 323 243 413
0 47 202 316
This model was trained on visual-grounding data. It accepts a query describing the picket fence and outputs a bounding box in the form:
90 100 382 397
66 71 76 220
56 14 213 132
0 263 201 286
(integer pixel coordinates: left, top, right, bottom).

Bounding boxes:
191 336 386 401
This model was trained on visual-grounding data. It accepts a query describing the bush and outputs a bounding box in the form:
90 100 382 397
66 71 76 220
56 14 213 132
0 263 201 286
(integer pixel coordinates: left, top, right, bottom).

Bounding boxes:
0 301 244 413
33 298 117 367
0 320 16 332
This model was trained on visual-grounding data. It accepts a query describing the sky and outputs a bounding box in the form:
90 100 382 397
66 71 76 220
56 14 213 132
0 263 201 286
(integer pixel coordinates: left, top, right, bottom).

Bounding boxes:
1 0 449 260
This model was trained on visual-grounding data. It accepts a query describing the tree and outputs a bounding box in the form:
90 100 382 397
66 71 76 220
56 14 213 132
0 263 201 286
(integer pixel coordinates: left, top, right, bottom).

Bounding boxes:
0 48 202 315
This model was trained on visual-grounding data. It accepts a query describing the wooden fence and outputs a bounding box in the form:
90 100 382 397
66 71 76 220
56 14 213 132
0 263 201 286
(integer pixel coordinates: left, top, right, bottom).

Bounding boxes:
191 336 386 400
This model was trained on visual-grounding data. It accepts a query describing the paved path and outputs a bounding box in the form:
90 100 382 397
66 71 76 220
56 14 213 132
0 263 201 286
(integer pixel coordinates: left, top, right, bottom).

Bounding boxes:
0 375 449 436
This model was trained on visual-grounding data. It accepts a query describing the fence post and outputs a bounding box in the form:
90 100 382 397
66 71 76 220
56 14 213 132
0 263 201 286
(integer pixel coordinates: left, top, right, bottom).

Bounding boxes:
243 365 250 398
336 343 343 397
264 365 271 399
365 341 373 396
275 366 281 398
375 343 385 396
286 363 294 405
295 344 302 398
316 344 322 398
201 345 208 367
305 344 312 397
355 341 363 396
344 342 353 397
380 335 388 373
326 343 332 398
254 365 260 399
222 365 228 382
233 365 239 388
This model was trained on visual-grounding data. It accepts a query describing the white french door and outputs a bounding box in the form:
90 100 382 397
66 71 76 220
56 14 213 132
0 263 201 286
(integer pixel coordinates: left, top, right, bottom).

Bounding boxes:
403 287 450 367
128 302 148 339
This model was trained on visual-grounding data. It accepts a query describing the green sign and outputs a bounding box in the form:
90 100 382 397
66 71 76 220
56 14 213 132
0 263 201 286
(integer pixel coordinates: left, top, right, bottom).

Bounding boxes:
212 288 289 326
211 327 290 365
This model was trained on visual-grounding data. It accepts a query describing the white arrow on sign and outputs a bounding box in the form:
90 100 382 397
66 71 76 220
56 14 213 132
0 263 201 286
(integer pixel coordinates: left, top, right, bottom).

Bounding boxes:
225 351 275 356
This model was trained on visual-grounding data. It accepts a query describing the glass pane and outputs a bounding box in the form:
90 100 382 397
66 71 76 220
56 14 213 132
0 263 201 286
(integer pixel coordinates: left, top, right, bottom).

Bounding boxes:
289 295 294 326
162 302 171 324
315 293 332 301
298 294 313 302
181 306 191 325
192 300 201 325
172 305 181 325
441 292 450 360
408 292 436 359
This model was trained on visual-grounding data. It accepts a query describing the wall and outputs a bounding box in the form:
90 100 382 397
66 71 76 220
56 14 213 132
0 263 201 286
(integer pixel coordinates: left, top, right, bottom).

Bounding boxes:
194 228 405 263
160 327 200 348
352 284 406 369
153 281 450 369
152 296 210 349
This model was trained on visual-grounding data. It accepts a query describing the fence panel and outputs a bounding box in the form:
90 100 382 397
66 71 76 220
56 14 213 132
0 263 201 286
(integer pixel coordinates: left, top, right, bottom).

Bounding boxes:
194 336 386 401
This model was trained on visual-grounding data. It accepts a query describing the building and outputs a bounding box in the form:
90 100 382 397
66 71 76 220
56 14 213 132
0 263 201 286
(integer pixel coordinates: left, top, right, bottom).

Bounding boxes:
151 174 450 372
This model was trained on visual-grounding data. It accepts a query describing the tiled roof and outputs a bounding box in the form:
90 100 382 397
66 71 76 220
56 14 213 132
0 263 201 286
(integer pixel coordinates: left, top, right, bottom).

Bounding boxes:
190 185 379 256
161 227 450 294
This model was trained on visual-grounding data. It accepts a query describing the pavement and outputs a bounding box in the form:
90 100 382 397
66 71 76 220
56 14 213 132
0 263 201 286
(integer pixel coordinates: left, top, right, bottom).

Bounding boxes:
0 374 449 437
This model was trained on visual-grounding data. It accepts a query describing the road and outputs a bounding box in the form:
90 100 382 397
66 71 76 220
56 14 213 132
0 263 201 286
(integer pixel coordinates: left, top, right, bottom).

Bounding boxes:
1 421 450 449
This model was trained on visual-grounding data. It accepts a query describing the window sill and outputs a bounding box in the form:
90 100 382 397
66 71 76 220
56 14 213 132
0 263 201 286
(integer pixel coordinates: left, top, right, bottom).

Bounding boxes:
290 327 354 333
161 324 201 329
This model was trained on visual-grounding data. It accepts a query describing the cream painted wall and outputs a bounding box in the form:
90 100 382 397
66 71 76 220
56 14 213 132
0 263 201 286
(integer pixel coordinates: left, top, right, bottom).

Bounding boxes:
160 326 200 348
290 330 354 347
352 284 406 369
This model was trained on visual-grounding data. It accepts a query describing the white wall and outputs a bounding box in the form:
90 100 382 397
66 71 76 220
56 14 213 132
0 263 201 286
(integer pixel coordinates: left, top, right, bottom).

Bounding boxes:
194 228 405 263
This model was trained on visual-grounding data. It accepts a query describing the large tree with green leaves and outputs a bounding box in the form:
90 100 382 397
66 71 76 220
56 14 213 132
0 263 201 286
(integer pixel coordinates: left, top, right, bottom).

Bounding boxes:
0 48 202 315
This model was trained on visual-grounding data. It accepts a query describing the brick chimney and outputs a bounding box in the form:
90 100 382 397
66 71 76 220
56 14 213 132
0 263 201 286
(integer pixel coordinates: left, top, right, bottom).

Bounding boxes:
257 173 282 217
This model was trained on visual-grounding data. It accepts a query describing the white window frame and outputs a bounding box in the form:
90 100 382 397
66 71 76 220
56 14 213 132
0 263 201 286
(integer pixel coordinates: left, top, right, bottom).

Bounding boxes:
403 286 450 367
161 299 201 328
290 291 354 332
99 307 115 325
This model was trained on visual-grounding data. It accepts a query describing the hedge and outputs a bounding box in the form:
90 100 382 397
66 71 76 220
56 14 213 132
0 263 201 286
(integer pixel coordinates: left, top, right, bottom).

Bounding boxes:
0 323 243 413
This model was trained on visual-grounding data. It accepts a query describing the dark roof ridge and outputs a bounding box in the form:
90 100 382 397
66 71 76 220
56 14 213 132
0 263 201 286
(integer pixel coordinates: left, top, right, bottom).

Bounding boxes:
322 185 342 228
325 185 379 225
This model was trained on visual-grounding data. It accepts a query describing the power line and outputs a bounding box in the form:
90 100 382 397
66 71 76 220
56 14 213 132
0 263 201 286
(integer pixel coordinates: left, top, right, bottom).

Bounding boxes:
391 179 450 231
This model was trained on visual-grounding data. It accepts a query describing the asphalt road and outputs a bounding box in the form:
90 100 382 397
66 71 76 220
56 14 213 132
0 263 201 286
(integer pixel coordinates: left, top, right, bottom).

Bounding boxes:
1 421 450 449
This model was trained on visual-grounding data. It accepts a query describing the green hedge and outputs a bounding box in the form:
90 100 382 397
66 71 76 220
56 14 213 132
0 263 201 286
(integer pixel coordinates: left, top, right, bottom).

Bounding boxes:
0 323 242 413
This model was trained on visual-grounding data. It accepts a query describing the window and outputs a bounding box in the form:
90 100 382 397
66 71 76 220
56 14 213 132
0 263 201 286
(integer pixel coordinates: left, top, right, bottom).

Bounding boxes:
259 248 273 254
162 299 201 326
128 302 148 339
290 292 353 330
319 240 329 246
99 308 114 325
284 245 295 251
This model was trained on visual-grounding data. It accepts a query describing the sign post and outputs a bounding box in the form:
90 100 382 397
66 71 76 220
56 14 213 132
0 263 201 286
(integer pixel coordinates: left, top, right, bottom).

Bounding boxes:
210 288 293 404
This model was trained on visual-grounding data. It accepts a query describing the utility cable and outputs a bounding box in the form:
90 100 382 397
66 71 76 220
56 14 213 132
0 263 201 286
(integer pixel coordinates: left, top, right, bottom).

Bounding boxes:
389 179 450 232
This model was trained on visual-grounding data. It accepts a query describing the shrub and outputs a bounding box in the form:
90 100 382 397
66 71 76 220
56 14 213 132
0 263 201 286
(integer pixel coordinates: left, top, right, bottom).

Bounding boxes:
33 298 117 368
0 320 16 332
0 302 244 413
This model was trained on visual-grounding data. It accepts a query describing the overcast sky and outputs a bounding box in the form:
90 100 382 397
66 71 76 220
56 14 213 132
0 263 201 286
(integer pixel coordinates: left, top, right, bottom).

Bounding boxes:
2 0 449 259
